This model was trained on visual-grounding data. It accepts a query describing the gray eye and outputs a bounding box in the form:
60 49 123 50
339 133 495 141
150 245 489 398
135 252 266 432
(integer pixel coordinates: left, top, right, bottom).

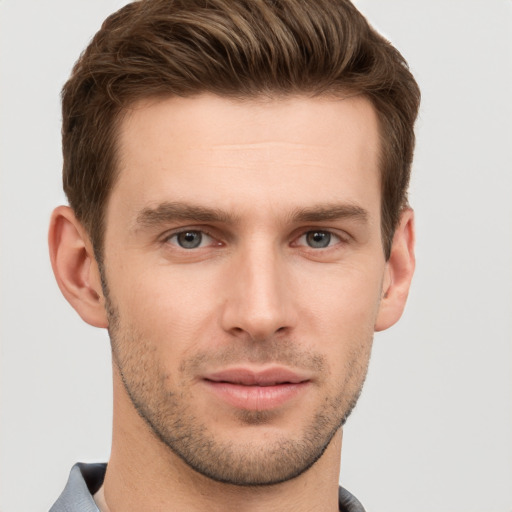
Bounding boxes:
176 231 203 249
306 231 331 248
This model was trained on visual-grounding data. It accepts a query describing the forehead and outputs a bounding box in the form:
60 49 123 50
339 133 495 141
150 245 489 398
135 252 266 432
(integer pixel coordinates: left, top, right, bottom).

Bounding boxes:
112 93 381 220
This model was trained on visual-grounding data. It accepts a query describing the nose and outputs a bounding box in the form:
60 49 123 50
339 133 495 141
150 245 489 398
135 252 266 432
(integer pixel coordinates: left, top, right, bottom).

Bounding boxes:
220 242 297 342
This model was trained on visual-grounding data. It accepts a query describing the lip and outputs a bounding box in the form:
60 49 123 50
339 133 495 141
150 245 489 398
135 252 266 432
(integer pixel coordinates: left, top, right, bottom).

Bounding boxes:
202 367 311 411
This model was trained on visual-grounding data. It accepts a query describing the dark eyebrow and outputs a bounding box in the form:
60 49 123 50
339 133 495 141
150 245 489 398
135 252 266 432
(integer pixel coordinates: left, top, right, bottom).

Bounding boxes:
135 201 238 228
134 201 368 231
290 203 369 223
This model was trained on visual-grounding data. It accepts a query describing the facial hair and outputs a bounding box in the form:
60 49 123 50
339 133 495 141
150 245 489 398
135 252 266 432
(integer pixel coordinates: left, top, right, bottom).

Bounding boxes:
103 276 372 486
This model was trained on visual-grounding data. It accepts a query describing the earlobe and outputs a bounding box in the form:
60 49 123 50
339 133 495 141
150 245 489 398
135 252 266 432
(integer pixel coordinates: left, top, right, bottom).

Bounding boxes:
375 208 415 332
48 206 109 328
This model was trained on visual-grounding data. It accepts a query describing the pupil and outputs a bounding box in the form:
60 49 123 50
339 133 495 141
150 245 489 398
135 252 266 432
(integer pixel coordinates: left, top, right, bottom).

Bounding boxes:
307 231 330 248
178 231 201 248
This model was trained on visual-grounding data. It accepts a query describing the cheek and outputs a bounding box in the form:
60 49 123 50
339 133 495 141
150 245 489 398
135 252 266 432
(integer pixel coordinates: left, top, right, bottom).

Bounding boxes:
296 260 384 323
110 263 222 351
294 262 382 364
107 249 384 357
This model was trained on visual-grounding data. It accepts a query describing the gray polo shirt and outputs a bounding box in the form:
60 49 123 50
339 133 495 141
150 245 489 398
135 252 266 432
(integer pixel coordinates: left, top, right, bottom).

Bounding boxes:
50 462 366 512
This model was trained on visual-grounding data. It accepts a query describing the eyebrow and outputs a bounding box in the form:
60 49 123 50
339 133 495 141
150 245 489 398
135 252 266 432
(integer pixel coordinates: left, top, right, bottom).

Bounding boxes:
135 202 238 228
289 203 369 223
134 201 369 229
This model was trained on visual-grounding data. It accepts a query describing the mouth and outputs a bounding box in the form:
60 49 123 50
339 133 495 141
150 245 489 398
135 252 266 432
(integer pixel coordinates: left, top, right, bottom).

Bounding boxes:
202 367 311 411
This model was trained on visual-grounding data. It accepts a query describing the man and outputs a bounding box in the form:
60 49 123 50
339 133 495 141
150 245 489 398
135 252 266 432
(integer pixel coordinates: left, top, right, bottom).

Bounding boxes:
48 0 420 510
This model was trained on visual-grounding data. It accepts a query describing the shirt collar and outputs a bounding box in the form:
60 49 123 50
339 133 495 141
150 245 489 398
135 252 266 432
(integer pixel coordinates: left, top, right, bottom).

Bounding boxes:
50 462 365 512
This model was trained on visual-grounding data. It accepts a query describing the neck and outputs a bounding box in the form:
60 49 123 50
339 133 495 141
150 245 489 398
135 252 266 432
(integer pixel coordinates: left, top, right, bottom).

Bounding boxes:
103 368 342 512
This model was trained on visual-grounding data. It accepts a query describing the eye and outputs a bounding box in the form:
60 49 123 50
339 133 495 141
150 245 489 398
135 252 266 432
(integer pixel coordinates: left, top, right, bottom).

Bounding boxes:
297 230 341 249
167 230 213 249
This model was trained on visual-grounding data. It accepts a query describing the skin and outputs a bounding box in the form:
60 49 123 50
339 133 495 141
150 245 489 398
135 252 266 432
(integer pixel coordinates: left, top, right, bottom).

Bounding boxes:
49 94 415 512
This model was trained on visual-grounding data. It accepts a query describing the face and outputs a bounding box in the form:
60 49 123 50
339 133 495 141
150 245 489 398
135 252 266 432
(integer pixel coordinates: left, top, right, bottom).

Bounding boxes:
102 94 387 485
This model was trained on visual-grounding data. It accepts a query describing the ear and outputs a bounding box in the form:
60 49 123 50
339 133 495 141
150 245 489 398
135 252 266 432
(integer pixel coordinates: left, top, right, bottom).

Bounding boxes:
48 205 108 328
375 208 415 332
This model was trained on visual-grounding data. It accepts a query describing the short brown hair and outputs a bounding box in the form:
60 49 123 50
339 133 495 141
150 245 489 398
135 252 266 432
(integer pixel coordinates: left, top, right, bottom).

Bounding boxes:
62 0 420 260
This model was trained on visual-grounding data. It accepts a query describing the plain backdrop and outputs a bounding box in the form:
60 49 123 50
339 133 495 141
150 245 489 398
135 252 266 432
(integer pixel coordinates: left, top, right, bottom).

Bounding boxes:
1 1 511 511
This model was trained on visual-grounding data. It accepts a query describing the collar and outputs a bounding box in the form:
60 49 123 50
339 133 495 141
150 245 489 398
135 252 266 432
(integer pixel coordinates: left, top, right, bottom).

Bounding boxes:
50 462 366 512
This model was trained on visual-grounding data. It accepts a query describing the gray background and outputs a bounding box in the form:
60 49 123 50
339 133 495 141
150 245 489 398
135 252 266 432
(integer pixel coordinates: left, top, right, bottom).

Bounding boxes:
1 1 511 511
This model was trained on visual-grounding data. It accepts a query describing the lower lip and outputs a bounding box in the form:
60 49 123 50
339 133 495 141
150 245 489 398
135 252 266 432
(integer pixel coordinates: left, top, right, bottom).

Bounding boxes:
203 380 310 410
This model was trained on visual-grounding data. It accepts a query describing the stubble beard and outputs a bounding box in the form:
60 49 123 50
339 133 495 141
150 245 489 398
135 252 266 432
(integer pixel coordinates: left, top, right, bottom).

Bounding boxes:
104 283 372 486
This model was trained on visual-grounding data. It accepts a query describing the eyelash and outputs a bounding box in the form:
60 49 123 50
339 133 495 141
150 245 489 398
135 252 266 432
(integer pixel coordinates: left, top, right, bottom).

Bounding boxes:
164 229 219 249
294 230 345 249
163 227 349 251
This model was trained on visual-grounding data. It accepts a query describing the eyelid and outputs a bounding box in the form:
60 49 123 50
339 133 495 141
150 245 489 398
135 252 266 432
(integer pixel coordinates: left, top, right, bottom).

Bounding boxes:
161 227 221 247
158 224 229 252
171 231 212 249
158 225 350 249
291 228 351 247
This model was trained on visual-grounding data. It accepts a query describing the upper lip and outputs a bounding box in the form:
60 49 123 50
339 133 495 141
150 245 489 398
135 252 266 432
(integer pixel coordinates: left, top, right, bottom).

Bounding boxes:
203 367 311 386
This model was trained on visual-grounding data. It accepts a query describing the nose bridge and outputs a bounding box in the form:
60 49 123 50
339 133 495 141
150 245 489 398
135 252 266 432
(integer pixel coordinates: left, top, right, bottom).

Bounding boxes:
222 236 294 340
